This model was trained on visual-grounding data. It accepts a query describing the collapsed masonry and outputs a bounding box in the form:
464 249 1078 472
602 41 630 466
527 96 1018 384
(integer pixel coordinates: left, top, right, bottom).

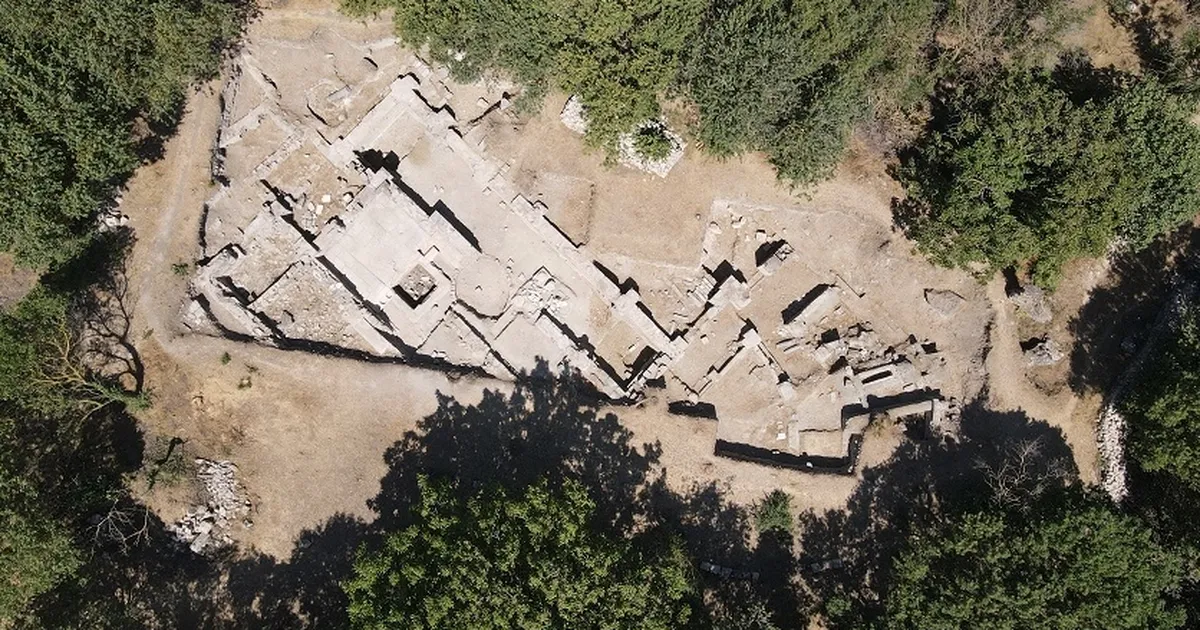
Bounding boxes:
169 459 251 554
190 59 951 474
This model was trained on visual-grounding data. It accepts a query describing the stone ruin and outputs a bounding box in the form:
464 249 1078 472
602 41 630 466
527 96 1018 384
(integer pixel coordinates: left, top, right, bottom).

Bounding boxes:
169 459 251 554
187 51 953 475
559 95 686 178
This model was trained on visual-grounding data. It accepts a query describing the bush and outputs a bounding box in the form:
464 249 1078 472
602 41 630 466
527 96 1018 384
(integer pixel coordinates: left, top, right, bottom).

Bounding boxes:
753 489 793 534
895 64 1200 285
938 0 1078 70
634 124 675 161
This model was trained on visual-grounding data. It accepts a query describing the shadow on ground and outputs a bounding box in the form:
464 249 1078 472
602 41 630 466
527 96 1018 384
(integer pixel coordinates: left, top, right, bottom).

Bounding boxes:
32 360 809 628
796 399 1078 626
1068 224 1199 394
30 361 1087 628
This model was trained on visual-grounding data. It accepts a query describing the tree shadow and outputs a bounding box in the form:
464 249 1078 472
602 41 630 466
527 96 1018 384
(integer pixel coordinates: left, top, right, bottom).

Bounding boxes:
243 359 795 627
795 399 1078 626
222 514 368 628
30 360 816 628
42 229 148 394
32 506 368 629
362 359 807 626
1067 224 1198 394
370 360 663 536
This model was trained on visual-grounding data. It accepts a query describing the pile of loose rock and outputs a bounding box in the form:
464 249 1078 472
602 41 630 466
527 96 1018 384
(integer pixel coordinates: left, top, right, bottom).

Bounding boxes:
1008 284 1052 323
1023 337 1064 366
170 459 251 554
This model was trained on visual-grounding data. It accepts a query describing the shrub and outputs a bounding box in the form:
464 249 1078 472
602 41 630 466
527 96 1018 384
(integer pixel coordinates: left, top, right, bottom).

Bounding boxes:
634 124 675 161
753 489 793 534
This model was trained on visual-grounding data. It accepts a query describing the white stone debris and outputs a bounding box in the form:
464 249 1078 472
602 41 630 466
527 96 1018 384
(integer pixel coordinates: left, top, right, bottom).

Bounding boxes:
170 459 251 554
1097 404 1129 503
98 209 130 232
559 95 589 135
1009 284 1052 323
1024 337 1064 367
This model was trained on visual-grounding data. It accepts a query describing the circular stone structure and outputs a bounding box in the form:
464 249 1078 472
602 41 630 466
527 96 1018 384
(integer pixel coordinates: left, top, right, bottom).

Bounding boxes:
455 255 510 317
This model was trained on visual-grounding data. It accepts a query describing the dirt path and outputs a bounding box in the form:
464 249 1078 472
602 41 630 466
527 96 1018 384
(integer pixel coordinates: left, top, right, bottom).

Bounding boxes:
123 81 220 340
984 278 1100 482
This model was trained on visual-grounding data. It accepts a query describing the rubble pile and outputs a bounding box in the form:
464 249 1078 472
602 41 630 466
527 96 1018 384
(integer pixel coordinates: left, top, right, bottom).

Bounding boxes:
170 459 251 554
1097 404 1129 503
1024 337 1064 366
1009 284 1052 323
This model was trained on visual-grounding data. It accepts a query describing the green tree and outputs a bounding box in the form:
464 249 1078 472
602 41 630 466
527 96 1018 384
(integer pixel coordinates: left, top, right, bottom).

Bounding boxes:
345 476 698 629
753 489 793 535
896 65 1200 285
0 0 243 267
883 502 1186 629
682 0 937 183
344 0 705 146
1121 303 1200 489
0 427 81 624
0 286 145 417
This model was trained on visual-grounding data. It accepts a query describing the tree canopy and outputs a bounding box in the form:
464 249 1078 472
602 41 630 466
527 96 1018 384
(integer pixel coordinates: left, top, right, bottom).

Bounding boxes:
343 0 706 145
344 476 698 630
0 426 80 623
682 0 936 183
0 0 243 268
895 65 1200 285
883 500 1186 629
1121 303 1200 489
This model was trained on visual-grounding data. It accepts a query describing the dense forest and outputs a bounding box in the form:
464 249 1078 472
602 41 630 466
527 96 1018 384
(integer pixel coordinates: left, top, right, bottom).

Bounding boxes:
0 0 246 625
2 0 1200 627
